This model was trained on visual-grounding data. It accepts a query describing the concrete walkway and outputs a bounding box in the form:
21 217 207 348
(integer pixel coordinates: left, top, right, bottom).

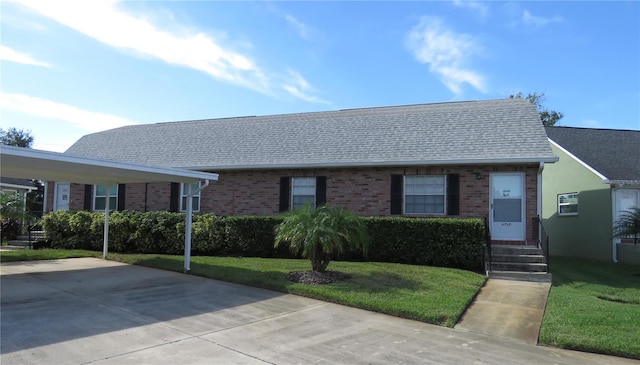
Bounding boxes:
455 279 551 344
1 258 633 365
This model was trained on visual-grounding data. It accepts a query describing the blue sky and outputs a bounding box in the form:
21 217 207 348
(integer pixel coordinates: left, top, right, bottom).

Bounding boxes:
1 0 639 152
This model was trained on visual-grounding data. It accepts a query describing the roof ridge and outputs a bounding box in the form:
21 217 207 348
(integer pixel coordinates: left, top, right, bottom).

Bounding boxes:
546 126 640 133
147 98 519 126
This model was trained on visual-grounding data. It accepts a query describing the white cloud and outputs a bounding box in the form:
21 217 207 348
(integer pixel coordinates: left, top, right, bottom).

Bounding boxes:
14 0 325 103
0 45 51 67
285 14 311 39
521 10 563 27
0 93 137 132
452 0 490 19
406 16 487 95
282 70 330 105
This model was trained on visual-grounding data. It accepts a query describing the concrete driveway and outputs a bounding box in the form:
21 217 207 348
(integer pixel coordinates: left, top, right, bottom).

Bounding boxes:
0 258 634 365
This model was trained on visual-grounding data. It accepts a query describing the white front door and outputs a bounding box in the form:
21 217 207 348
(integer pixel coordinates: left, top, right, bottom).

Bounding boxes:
614 189 640 240
54 182 70 211
490 173 525 241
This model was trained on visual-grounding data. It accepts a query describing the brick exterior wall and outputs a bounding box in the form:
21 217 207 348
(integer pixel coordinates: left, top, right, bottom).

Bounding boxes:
45 164 541 244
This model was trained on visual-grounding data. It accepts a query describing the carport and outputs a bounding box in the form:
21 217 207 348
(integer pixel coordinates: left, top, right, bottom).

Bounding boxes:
0 145 219 271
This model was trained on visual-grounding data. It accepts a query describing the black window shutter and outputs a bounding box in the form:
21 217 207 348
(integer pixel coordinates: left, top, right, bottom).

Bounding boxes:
316 176 327 206
169 183 180 212
390 175 403 215
446 174 460 215
84 184 93 211
117 184 126 211
279 177 290 212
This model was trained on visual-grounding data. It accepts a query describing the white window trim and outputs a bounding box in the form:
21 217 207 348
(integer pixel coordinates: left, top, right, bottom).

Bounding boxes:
403 175 447 215
180 182 201 212
291 177 316 211
557 192 579 216
93 184 118 212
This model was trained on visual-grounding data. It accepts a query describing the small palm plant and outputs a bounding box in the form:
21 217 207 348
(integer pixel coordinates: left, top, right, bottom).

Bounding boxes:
275 204 368 273
613 207 640 245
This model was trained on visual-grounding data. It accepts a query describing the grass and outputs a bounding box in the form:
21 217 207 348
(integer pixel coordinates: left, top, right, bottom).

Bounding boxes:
0 248 100 262
539 256 640 359
0 249 486 327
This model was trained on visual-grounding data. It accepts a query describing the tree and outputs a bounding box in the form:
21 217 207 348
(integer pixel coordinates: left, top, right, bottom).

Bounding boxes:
510 92 564 126
274 204 369 273
0 127 34 148
613 207 640 245
0 127 43 219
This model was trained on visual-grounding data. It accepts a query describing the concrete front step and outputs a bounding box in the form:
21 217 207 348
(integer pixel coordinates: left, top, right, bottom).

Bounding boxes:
489 271 553 283
491 254 547 263
491 262 548 272
490 245 544 256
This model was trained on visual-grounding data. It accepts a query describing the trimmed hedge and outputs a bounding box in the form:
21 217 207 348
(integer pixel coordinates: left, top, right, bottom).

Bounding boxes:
41 211 484 270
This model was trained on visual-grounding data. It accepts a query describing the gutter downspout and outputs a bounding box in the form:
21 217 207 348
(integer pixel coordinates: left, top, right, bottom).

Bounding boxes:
611 187 618 263
184 179 210 272
537 162 544 243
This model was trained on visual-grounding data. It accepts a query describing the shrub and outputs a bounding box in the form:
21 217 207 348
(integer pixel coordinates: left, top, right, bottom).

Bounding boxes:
275 204 369 272
38 210 483 271
0 218 22 241
365 217 484 270
224 216 284 257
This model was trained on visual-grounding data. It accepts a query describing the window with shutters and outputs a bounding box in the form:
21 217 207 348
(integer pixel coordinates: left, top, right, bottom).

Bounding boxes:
94 185 118 211
292 177 316 210
180 182 201 212
404 175 446 214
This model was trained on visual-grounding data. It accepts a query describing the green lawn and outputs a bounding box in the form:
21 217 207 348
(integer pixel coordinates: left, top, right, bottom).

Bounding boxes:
540 256 640 359
0 248 100 262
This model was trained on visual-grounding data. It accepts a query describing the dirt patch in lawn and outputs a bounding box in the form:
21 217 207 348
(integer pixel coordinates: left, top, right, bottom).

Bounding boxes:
288 271 351 285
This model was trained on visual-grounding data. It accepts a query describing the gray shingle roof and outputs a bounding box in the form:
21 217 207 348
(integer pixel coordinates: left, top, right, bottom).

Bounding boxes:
545 126 640 181
66 99 557 170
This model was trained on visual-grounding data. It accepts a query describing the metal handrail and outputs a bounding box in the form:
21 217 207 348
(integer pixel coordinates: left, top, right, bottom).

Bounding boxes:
535 215 550 273
484 216 492 275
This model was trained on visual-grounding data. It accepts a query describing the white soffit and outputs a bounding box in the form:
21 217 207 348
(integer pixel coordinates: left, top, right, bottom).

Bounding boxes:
0 145 219 185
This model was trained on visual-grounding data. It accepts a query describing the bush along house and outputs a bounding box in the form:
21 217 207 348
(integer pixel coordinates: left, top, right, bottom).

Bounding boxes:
45 98 558 247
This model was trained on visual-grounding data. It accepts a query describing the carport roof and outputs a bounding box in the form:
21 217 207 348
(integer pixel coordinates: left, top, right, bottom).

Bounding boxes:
0 145 219 185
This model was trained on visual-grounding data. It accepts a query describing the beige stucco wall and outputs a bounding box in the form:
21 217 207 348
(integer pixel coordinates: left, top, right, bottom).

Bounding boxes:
542 143 613 261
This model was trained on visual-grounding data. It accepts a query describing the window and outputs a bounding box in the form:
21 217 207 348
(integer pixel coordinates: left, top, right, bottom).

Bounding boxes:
94 185 118 211
404 175 446 214
558 192 578 216
292 177 316 210
180 182 201 212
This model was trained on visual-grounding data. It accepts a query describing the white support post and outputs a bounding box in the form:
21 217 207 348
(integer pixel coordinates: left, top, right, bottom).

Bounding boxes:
184 182 193 272
103 186 110 259
183 179 209 273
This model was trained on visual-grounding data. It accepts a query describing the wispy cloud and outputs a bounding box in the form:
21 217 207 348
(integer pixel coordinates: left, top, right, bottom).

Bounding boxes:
282 70 330 105
521 10 563 27
406 16 486 95
0 45 51 67
285 14 312 39
452 0 490 19
14 0 325 103
0 93 137 132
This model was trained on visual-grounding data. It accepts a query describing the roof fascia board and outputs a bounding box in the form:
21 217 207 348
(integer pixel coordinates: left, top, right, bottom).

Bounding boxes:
0 183 36 191
1 146 219 184
185 156 560 171
548 138 608 183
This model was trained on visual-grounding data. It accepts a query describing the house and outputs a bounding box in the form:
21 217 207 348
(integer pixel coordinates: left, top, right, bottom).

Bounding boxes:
543 126 640 264
46 98 558 246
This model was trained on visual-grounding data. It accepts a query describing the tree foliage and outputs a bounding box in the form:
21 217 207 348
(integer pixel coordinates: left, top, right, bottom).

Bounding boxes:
613 207 640 245
274 204 369 272
510 92 564 126
0 127 34 148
